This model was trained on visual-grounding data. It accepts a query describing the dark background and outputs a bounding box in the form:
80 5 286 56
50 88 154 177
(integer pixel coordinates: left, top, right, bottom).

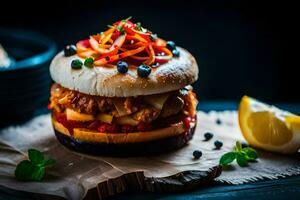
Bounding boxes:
1 0 298 103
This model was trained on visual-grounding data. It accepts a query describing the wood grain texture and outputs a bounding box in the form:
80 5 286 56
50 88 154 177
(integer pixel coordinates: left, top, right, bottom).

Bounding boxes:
84 166 221 200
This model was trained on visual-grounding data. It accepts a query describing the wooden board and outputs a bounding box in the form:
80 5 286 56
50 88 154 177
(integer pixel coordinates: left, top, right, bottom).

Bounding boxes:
84 166 221 199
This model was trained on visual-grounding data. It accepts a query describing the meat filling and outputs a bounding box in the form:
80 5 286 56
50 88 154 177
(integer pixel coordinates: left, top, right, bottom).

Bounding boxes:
49 83 197 124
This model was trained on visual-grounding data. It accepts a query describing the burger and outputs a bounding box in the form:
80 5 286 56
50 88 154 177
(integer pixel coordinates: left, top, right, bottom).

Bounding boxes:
49 18 199 156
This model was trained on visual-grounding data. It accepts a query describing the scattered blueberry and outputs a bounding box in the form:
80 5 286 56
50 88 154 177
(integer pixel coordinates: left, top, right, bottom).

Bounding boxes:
64 45 77 57
204 132 214 141
214 140 223 149
84 57 94 68
117 61 129 73
216 118 222 125
71 59 83 69
241 142 249 148
137 64 151 78
166 41 176 50
172 49 180 57
193 150 202 159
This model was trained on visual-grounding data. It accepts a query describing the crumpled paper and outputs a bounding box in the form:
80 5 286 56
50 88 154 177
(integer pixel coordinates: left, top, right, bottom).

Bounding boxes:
1 111 300 200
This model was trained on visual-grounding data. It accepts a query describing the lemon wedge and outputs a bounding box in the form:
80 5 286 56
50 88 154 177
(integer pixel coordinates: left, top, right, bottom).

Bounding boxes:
238 96 300 154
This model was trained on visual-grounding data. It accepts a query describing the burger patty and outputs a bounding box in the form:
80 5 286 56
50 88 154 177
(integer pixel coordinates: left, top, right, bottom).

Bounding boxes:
50 84 197 123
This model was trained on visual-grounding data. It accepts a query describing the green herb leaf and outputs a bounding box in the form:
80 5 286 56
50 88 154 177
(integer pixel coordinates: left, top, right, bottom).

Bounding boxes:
28 149 44 165
219 152 236 166
136 22 142 31
107 25 115 29
236 153 248 167
242 147 258 161
15 160 35 181
122 16 132 22
116 25 125 34
15 149 55 182
43 159 56 167
150 34 158 41
30 166 45 181
219 141 258 168
235 141 242 152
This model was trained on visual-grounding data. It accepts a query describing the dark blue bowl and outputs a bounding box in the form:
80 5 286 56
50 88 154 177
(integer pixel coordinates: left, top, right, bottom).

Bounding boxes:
0 28 56 127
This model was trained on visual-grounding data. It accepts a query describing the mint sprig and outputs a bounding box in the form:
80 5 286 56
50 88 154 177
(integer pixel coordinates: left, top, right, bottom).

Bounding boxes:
219 141 258 167
15 149 56 181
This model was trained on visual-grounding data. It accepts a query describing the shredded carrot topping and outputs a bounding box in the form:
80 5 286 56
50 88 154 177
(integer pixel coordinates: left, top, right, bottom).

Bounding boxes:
76 17 173 67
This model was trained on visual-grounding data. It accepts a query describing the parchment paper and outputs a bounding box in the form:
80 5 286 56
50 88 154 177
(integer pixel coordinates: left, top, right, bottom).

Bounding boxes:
1 111 300 200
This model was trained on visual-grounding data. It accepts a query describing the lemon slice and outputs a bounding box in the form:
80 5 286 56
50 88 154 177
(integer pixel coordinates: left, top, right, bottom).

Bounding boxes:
238 96 300 154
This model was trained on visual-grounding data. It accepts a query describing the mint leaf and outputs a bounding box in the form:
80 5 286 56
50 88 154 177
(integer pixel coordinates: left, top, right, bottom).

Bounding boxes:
43 159 56 167
219 141 258 168
15 160 34 181
15 149 55 182
30 167 45 181
219 152 236 166
28 149 44 165
236 153 248 167
243 147 258 161
235 141 242 151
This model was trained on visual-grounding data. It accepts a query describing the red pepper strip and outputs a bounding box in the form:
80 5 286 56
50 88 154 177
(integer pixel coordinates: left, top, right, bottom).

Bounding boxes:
122 41 145 49
144 45 155 65
153 46 173 64
130 28 151 41
130 55 149 60
93 34 102 42
126 34 148 43
114 20 135 33
77 50 98 58
94 46 146 66
76 39 90 52
155 55 172 64
89 34 126 55
153 45 173 56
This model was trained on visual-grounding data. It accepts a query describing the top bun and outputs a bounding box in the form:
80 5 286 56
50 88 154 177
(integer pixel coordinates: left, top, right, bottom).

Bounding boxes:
50 47 198 97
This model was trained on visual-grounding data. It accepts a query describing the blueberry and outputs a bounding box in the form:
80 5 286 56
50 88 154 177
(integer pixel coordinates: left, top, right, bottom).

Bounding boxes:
216 118 222 125
204 132 214 141
71 59 83 69
166 41 176 50
64 45 77 57
193 150 202 159
137 64 151 78
117 61 128 73
172 49 180 57
84 57 94 68
214 140 223 149
241 142 248 148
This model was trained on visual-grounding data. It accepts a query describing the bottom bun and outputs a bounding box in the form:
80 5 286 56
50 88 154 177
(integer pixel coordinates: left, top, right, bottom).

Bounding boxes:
52 117 196 156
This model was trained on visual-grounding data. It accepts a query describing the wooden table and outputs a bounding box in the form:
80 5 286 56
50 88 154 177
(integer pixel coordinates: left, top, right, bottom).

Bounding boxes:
1 101 300 200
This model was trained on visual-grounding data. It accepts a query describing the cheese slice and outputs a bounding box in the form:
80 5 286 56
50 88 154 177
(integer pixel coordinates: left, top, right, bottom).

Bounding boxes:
143 93 170 110
66 108 94 121
114 116 139 126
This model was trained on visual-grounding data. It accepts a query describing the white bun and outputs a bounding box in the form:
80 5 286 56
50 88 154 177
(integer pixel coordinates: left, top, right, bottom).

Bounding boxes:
49 47 198 97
